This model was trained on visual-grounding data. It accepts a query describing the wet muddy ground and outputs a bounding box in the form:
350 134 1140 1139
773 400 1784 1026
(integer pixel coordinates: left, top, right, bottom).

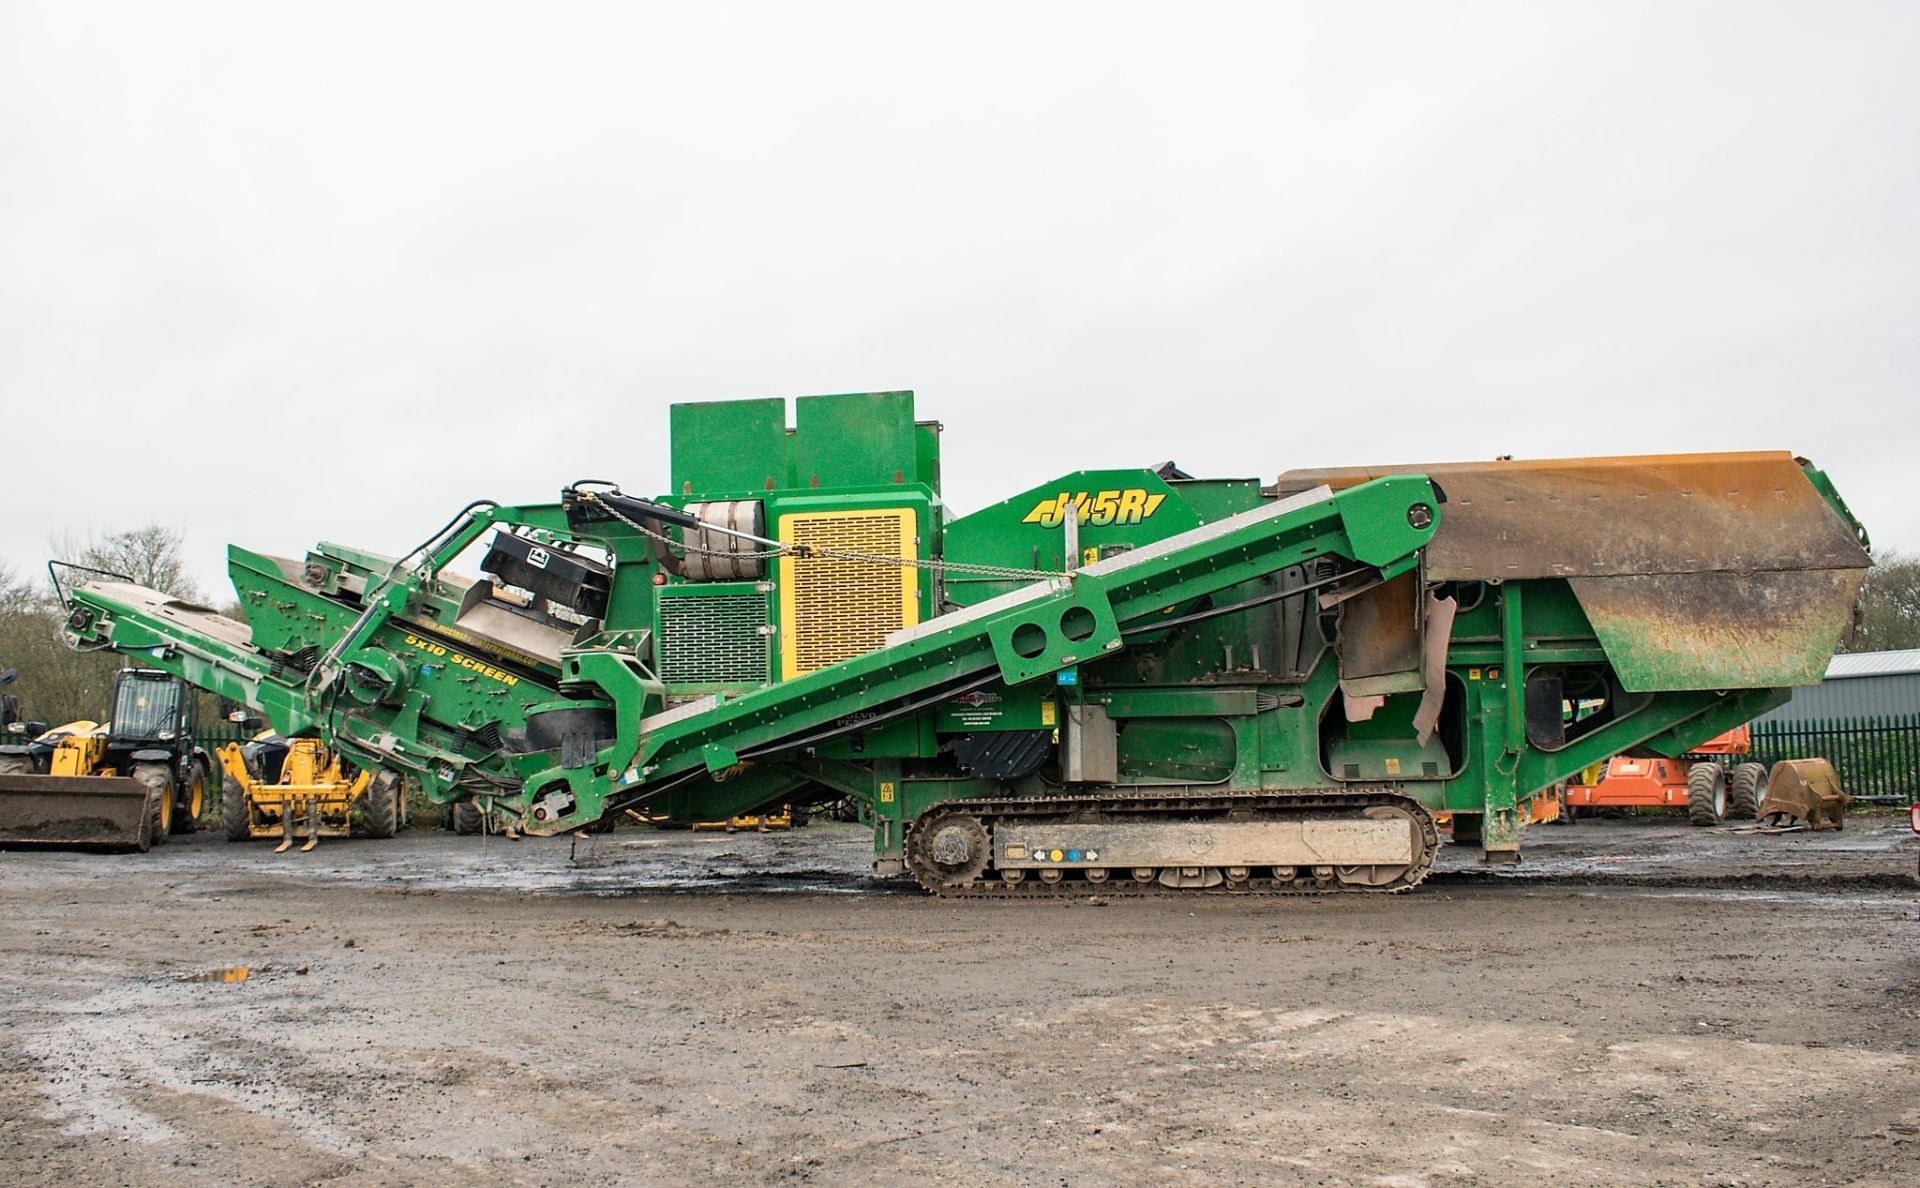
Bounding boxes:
2 815 1915 1186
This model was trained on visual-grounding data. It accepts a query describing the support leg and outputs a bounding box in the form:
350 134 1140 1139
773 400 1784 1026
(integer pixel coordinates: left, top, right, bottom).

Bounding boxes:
1481 804 1521 865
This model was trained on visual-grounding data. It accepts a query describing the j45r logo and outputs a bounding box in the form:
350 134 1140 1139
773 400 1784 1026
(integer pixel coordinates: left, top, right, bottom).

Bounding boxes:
1021 489 1166 528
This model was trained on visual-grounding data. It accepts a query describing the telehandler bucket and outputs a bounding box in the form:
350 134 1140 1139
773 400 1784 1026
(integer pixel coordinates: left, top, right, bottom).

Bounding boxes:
0 773 156 851
1757 758 1847 830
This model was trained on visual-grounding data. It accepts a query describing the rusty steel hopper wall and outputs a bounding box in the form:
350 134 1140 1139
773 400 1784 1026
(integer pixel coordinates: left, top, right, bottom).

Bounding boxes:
1272 452 1870 693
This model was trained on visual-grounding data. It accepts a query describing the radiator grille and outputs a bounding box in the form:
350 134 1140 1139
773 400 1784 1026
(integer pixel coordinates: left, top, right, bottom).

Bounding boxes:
778 509 918 678
657 592 768 684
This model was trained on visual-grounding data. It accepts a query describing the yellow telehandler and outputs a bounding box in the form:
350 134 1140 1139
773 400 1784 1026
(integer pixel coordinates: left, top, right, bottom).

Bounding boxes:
0 669 209 851
216 728 403 852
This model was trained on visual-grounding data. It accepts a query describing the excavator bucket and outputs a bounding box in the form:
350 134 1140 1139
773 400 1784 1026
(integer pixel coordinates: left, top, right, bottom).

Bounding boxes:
0 773 154 851
1758 758 1847 830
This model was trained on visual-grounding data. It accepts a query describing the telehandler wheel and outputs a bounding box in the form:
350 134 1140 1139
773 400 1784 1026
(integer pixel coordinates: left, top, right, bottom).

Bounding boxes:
362 771 401 839
450 800 483 835
1726 762 1767 820
222 770 250 842
130 799 154 853
132 762 173 845
1686 763 1726 827
172 759 208 834
0 756 31 777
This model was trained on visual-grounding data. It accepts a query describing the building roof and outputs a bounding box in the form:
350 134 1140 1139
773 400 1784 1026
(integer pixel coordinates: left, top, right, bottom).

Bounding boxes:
1825 649 1920 680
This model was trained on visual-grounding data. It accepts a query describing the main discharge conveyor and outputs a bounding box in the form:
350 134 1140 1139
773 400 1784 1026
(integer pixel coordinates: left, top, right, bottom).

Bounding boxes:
62 392 1870 893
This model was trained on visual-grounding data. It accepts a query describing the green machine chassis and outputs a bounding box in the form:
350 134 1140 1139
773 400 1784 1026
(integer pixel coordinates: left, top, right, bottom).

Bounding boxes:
61 392 1870 894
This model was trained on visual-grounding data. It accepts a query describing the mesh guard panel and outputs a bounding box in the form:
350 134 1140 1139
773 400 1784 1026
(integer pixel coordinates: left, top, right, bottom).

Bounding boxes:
657 592 768 684
778 509 918 678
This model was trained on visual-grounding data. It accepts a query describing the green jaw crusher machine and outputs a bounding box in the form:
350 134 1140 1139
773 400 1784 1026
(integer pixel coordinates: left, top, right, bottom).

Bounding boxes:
60 392 1869 894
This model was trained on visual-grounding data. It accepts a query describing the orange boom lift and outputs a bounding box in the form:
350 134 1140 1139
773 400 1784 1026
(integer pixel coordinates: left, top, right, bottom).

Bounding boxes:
1564 726 1766 827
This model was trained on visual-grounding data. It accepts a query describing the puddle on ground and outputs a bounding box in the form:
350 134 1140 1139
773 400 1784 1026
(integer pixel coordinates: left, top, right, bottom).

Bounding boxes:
177 966 251 984
1524 886 1913 910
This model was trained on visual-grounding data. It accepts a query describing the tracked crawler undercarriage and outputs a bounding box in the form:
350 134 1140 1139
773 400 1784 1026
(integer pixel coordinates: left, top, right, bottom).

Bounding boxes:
906 790 1440 896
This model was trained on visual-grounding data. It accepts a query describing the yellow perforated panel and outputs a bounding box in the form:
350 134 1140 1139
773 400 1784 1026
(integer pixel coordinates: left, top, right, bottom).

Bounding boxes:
777 509 918 678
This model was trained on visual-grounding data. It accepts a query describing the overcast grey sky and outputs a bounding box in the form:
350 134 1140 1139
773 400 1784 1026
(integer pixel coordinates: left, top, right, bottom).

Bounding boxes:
2 1 1914 595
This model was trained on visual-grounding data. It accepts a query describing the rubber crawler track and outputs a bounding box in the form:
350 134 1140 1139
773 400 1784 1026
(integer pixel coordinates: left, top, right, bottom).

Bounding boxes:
906 788 1440 898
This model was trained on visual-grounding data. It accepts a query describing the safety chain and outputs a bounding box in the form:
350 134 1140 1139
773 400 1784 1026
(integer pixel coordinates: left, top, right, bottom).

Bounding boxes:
808 546 1069 581
578 489 1066 581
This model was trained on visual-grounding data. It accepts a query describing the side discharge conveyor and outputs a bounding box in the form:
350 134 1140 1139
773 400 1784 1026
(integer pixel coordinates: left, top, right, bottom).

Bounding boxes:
57 391 1870 894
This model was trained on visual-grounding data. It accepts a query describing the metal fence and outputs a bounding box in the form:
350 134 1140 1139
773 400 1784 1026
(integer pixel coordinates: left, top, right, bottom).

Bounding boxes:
1749 713 1920 805
191 722 254 789
193 722 252 754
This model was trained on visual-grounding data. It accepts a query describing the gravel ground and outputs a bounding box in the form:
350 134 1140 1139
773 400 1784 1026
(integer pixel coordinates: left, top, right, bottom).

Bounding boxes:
1 814 1915 1186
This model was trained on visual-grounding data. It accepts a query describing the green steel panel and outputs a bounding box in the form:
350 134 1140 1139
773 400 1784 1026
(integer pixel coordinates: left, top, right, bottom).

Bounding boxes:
1096 688 1258 719
669 398 787 494
933 685 1056 732
914 420 943 492
793 391 918 489
941 468 1204 605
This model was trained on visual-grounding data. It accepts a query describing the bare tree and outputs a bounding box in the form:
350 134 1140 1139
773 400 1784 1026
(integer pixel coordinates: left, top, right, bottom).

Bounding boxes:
0 525 206 728
51 523 204 602
1846 549 1920 654
0 558 30 615
0 577 120 728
